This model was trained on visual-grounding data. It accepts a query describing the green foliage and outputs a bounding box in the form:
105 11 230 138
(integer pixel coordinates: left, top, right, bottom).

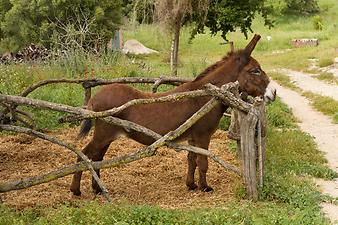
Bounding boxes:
318 58 334 67
191 0 274 40
0 0 122 53
122 0 155 24
312 15 324 30
266 97 297 128
283 0 320 15
218 112 231 130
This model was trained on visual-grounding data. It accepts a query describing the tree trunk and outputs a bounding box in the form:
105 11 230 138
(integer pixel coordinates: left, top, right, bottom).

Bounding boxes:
170 26 180 76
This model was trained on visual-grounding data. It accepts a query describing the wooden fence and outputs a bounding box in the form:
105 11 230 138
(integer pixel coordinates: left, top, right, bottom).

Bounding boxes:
0 76 266 202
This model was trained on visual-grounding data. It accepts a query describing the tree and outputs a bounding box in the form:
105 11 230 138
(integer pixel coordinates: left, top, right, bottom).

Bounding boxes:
122 0 155 24
283 0 319 15
155 0 210 76
0 0 122 53
192 0 273 41
155 0 272 76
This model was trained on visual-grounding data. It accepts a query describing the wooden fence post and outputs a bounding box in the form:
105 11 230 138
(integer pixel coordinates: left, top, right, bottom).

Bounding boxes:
239 107 259 201
256 100 267 187
83 82 92 105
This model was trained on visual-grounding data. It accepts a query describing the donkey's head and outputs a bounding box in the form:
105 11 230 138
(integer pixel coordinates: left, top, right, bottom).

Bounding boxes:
232 35 276 102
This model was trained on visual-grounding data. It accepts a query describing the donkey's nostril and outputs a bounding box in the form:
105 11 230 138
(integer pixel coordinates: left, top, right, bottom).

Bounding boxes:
264 82 277 103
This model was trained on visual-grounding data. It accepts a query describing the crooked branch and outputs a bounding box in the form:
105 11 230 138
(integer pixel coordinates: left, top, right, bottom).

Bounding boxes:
20 77 191 97
0 124 112 202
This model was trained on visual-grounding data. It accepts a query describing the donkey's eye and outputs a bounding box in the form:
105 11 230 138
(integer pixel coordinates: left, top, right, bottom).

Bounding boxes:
251 68 261 76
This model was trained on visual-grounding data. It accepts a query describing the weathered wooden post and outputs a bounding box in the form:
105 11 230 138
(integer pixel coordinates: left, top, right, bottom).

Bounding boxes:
228 110 241 157
227 82 241 157
239 107 259 200
82 82 92 105
256 99 267 187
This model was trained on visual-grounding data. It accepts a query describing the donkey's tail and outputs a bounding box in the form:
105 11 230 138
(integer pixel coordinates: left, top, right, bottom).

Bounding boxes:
77 119 92 140
77 101 93 140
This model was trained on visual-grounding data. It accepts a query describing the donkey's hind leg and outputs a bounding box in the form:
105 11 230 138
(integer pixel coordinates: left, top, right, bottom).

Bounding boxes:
186 140 198 190
70 140 100 196
91 143 110 195
70 122 118 196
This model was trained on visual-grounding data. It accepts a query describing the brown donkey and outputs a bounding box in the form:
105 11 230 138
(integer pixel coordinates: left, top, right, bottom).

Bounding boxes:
70 34 276 195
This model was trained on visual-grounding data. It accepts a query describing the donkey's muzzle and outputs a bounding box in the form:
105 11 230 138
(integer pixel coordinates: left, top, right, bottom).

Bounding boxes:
264 82 277 103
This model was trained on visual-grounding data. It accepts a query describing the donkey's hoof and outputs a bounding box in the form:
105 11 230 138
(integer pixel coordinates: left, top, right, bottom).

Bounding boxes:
71 189 82 196
201 186 214 192
93 190 102 195
187 183 198 191
93 187 103 195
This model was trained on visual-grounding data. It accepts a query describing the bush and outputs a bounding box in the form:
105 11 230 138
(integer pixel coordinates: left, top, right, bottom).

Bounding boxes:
312 15 323 30
0 0 122 53
283 0 320 15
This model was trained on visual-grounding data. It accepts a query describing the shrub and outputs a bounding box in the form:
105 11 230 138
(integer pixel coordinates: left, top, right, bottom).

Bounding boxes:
0 0 122 53
283 0 320 15
312 15 323 30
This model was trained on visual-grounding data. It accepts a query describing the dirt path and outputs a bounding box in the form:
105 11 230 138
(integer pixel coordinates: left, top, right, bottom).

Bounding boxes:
278 68 338 100
271 80 338 224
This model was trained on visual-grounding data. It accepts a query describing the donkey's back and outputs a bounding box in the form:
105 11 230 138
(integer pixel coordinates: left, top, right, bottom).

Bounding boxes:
83 83 223 144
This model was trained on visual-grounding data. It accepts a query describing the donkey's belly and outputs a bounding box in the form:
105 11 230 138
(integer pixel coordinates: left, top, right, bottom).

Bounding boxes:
117 101 225 146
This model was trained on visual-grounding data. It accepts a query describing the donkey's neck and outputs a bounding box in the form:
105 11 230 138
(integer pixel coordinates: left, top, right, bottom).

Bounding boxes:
173 62 238 93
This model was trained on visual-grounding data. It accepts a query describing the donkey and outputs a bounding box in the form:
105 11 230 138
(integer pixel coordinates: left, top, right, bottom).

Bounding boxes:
70 34 276 195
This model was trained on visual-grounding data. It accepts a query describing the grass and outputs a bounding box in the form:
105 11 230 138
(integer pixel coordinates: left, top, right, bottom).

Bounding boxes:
319 58 334 67
269 71 300 91
0 200 331 225
315 72 338 85
303 91 338 124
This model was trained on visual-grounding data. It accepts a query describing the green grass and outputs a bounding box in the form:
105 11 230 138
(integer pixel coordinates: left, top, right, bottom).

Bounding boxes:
315 72 338 85
319 58 334 68
303 91 338 124
269 71 300 91
0 200 331 225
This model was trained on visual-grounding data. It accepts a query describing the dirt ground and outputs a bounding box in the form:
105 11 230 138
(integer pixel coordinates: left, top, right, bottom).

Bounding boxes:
0 128 240 210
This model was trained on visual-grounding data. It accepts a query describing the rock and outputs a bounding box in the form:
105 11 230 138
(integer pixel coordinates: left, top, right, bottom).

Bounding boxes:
122 39 158 55
291 38 319 48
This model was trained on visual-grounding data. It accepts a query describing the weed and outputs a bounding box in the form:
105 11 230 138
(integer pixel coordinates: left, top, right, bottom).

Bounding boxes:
315 72 338 85
319 58 334 67
313 15 324 30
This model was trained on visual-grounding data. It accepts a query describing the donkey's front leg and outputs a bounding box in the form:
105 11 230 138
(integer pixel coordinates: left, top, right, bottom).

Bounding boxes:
90 144 110 194
196 154 213 192
189 136 213 192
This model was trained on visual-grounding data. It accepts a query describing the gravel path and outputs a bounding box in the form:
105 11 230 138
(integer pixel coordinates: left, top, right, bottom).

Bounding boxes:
271 80 338 224
278 68 338 101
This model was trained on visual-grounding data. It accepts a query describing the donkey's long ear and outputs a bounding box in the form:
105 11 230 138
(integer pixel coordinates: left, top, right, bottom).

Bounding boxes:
244 34 261 56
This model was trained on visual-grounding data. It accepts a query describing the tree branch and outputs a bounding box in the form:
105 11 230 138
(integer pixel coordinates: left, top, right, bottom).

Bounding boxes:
20 77 191 97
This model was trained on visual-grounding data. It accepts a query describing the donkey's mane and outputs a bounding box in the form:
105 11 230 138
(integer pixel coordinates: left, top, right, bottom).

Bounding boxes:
193 51 234 82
